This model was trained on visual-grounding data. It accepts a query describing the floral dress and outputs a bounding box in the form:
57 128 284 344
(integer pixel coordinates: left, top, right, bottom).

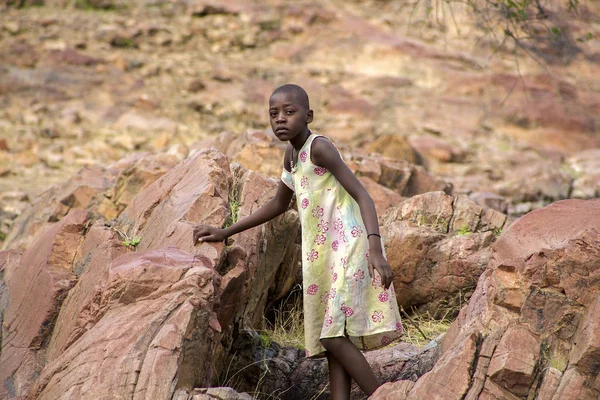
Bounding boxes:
281 133 403 358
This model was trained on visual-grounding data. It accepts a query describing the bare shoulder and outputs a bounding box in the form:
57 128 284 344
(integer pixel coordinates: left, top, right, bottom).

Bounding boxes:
311 136 339 165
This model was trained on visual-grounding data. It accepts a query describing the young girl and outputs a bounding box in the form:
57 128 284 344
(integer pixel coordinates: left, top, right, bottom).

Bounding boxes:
194 84 403 399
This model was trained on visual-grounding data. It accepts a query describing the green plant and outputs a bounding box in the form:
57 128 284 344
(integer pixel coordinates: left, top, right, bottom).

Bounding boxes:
492 227 503 237
456 225 473 236
108 225 141 249
122 236 141 248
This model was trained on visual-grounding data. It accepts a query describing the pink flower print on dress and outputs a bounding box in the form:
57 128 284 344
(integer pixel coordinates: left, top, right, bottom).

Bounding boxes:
314 166 327 176
372 275 382 289
307 249 319 262
314 234 326 246
371 310 384 323
306 284 318 295
340 256 348 268
301 198 309 209
354 270 365 281
378 292 389 302
321 291 330 304
312 205 324 218
301 176 309 188
351 225 363 238
339 304 353 317
332 272 338 282
329 288 337 299
333 218 343 231
396 322 404 333
331 240 339 251
300 151 307 163
317 220 329 233
381 336 392 346
339 230 348 243
366 250 370 259
305 349 310 357
324 314 333 327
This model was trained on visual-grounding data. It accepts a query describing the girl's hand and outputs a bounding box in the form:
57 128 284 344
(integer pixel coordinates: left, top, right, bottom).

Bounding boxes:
368 251 394 290
193 225 227 244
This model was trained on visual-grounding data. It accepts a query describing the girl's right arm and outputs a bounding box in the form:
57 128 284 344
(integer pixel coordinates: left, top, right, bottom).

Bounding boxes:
193 147 294 244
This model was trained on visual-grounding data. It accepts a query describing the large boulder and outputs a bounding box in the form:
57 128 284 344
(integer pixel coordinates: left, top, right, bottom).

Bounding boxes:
381 192 507 311
372 198 600 399
29 247 222 400
0 210 90 399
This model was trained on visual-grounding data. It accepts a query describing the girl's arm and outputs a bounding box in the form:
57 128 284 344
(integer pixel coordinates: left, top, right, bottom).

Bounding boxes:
310 137 394 289
193 147 295 243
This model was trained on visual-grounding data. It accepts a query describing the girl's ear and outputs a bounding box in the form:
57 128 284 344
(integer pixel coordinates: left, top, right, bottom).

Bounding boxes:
306 109 314 124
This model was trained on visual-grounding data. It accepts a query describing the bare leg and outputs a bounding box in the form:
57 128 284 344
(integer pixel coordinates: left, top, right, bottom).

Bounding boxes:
321 337 380 396
327 351 352 400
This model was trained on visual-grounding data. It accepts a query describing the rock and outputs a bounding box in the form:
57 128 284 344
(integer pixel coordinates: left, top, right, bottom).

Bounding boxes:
29 247 222 400
114 111 178 133
487 326 540 396
229 333 439 400
2 165 117 251
567 149 600 199
0 40 39 68
367 134 419 165
381 192 504 310
497 161 573 214
46 49 103 66
409 135 463 163
0 210 90 399
97 152 180 220
360 176 405 215
385 199 600 399
468 192 509 214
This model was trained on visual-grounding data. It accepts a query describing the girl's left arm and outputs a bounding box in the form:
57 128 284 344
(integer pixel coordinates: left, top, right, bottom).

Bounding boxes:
311 137 394 289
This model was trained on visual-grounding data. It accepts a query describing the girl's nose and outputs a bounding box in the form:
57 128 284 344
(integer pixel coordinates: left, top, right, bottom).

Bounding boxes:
276 114 286 123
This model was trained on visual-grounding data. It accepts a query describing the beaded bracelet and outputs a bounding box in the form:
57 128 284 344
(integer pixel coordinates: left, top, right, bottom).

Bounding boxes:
367 233 381 239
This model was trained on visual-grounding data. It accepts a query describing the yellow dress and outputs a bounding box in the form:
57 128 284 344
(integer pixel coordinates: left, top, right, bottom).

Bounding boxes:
281 133 403 358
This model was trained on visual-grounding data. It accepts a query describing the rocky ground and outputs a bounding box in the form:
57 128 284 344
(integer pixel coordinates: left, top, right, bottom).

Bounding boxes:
1 0 599 399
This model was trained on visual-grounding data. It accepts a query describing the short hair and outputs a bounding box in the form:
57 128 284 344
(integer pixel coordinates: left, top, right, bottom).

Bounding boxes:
271 84 310 110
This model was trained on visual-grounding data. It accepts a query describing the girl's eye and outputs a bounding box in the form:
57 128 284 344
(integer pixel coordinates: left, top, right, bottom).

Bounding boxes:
285 110 294 115
270 112 277 118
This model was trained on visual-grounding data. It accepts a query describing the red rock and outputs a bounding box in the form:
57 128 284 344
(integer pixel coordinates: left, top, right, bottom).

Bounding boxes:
391 199 600 399
358 176 403 216
411 333 481 399
569 296 600 374
551 368 598 400
487 326 540 396
46 49 103 66
29 247 222 400
537 367 562 400
370 380 414 399
410 135 461 163
116 148 231 257
2 165 116 251
45 222 128 362
97 152 180 220
0 210 89 399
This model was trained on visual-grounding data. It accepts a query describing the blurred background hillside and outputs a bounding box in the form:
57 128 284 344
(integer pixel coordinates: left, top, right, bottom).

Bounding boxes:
1 0 599 242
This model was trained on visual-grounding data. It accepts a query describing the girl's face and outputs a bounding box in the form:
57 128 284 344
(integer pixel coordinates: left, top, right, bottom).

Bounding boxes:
269 91 313 142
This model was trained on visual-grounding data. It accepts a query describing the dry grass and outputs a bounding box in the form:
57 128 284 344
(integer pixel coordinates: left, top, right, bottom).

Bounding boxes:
262 285 305 350
400 307 454 347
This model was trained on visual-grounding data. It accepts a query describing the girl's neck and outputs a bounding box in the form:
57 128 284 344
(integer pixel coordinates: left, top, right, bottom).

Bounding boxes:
290 129 311 150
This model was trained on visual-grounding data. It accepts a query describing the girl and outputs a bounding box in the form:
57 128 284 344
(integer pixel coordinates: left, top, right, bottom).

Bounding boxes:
194 84 403 399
